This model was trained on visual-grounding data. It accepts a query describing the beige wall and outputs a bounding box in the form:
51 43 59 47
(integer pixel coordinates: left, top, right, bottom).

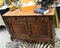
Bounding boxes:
0 14 5 26
0 0 3 7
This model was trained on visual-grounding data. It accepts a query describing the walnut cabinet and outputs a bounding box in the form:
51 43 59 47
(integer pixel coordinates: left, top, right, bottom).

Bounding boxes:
2 15 54 42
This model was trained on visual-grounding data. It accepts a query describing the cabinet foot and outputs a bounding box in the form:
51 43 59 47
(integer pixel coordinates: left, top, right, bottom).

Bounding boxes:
10 37 14 41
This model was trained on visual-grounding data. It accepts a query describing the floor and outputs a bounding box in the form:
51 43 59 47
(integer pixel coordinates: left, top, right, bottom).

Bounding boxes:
0 27 11 48
0 14 5 26
0 26 60 48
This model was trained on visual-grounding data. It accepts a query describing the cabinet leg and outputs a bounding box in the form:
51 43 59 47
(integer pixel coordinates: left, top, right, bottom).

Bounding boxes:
10 37 18 42
10 37 14 41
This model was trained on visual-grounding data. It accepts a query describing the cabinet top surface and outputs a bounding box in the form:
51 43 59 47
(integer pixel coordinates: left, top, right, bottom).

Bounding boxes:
3 8 54 17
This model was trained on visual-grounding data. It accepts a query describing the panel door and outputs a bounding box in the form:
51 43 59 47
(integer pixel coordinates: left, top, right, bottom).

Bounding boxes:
9 17 28 35
28 22 50 38
27 17 51 38
11 22 28 35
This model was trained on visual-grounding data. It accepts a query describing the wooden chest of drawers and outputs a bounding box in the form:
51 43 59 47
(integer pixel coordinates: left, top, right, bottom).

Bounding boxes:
2 9 55 43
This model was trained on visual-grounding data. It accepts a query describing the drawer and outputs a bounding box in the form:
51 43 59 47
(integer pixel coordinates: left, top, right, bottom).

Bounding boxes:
12 17 26 22
27 17 36 21
37 17 49 21
49 16 53 21
3 17 12 22
27 17 49 22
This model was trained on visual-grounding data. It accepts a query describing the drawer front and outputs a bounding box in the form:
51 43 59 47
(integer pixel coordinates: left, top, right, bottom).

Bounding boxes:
37 17 49 21
49 16 53 21
11 23 28 35
12 17 26 22
27 17 49 22
3 17 12 23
